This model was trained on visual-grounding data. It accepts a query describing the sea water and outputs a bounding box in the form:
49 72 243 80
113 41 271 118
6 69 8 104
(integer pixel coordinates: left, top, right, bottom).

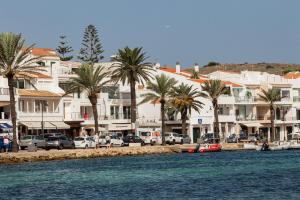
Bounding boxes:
0 150 300 200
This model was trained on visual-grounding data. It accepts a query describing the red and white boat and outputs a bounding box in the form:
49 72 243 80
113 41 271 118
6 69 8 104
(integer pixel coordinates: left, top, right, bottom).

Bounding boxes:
199 144 222 153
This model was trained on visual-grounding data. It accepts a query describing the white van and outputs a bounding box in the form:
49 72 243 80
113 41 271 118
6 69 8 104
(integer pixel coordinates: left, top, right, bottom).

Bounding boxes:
138 130 162 145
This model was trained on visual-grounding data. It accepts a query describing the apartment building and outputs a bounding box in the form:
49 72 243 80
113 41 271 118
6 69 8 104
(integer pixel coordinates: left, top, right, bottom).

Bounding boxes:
3 47 300 143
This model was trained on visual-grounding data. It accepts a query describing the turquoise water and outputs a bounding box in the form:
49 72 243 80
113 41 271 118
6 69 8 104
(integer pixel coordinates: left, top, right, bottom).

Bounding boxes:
0 151 300 200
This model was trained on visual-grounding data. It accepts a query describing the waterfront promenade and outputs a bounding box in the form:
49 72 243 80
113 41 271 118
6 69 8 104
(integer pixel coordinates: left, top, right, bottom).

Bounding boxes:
0 146 181 164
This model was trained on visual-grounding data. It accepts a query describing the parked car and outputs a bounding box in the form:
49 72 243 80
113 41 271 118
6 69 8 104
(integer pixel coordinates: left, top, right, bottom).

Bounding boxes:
45 135 75 150
139 131 162 145
44 133 64 139
19 135 46 150
99 135 124 147
0 136 12 152
227 134 238 143
239 132 248 140
248 134 257 142
179 134 191 144
165 132 183 145
123 135 145 146
74 136 96 149
198 133 220 144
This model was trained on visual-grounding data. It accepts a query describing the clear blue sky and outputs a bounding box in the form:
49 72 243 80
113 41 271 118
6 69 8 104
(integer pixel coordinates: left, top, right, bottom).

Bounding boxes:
1 0 300 67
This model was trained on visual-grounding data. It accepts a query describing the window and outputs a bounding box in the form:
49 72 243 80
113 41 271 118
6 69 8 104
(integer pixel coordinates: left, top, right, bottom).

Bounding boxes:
102 86 119 99
19 100 25 112
110 106 120 119
123 106 131 119
35 100 48 113
35 100 41 112
37 61 45 66
297 110 300 120
282 90 290 98
218 107 224 115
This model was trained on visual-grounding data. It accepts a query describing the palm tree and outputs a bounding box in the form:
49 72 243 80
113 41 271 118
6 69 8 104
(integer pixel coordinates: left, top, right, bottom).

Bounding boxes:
140 74 177 145
111 47 154 132
258 88 282 142
190 69 200 79
67 64 109 135
169 83 203 135
201 80 230 140
0 32 44 152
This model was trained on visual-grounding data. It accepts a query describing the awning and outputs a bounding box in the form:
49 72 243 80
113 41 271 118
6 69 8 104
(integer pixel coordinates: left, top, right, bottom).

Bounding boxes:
240 122 263 128
0 123 12 129
108 123 132 131
83 125 106 131
20 121 70 129
49 121 70 129
0 102 10 107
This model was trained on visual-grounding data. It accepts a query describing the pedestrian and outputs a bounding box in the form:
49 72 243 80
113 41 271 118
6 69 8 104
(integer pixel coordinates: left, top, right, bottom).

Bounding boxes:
94 133 99 149
3 135 9 153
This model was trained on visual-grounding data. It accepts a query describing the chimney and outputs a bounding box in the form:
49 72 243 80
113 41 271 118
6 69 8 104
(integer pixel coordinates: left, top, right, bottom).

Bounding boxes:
155 62 161 69
176 61 180 73
194 63 199 72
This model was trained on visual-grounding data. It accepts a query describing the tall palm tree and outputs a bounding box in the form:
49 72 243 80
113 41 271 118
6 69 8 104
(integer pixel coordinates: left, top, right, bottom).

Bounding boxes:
169 83 203 135
140 74 177 145
0 32 44 152
201 80 229 140
111 47 154 132
258 88 282 142
67 64 109 135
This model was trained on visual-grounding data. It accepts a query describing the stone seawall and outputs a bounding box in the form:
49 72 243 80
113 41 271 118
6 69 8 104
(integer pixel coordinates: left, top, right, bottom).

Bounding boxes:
0 146 181 164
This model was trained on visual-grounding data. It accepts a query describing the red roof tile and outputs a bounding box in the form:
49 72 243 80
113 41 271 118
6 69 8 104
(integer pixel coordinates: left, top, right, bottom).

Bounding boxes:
31 48 58 57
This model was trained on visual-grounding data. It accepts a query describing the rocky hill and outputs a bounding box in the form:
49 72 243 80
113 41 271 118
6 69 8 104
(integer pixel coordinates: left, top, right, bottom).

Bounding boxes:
195 63 300 75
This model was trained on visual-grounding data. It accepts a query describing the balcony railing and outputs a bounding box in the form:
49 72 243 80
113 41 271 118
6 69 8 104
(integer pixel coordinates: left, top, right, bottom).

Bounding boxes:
293 96 300 102
65 112 131 121
0 88 9 95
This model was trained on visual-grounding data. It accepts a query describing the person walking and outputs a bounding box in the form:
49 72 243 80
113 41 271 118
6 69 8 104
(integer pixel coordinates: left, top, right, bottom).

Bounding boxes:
94 133 99 149
3 135 9 153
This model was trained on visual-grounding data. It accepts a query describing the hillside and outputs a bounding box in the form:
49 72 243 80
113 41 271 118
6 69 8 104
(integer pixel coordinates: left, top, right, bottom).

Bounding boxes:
194 63 300 75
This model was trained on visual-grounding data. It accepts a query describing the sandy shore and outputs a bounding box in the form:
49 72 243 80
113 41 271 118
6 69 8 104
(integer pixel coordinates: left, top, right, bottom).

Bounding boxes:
0 146 181 164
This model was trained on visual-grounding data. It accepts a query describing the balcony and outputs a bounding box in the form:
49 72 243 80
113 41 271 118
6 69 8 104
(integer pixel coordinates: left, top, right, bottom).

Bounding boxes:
65 112 131 122
293 96 300 102
236 114 270 121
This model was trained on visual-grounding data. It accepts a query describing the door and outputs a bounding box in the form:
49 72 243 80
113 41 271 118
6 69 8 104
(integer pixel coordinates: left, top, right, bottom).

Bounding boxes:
193 127 200 143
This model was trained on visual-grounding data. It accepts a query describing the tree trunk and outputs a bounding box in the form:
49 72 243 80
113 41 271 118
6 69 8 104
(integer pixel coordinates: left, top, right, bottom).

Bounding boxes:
89 95 99 135
7 76 18 152
181 109 187 135
130 80 137 133
161 100 166 145
270 104 275 142
213 99 220 139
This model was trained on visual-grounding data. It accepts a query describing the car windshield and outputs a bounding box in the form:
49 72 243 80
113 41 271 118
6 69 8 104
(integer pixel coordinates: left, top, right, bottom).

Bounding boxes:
74 137 84 141
21 136 32 140
140 132 150 136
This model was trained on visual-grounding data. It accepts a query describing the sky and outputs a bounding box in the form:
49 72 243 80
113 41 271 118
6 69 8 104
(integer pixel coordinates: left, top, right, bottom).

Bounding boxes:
1 0 300 67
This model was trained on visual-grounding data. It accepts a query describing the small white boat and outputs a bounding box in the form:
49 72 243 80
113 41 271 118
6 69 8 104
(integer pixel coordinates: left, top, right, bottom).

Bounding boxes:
288 141 300 149
244 143 259 150
269 141 290 151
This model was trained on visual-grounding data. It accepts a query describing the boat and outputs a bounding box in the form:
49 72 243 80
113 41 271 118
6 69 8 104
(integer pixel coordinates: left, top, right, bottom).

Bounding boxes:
180 144 200 153
199 143 222 153
287 141 300 150
269 141 290 151
244 143 259 150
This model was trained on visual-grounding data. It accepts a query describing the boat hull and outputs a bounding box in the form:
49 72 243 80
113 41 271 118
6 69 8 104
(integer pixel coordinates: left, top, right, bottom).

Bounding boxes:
199 144 222 153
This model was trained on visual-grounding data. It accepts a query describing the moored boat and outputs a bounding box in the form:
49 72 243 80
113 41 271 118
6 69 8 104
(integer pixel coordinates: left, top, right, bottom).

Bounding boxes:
199 143 222 153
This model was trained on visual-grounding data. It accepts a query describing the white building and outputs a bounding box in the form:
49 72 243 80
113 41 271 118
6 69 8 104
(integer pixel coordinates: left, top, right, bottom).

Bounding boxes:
2 47 300 143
